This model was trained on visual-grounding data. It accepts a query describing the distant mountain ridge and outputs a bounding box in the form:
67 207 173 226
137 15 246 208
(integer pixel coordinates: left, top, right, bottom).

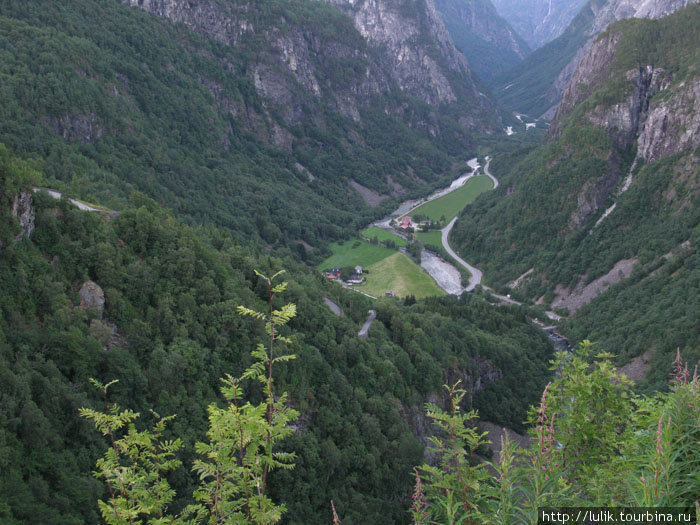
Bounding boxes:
493 0 699 117
434 0 531 86
490 0 589 49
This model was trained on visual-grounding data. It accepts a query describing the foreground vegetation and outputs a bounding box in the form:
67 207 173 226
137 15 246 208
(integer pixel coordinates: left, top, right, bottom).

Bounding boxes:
82 301 700 524
407 344 700 523
1 148 553 524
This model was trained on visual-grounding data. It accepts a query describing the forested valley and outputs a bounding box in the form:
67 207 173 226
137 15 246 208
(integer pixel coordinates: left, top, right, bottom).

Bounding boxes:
1 0 700 523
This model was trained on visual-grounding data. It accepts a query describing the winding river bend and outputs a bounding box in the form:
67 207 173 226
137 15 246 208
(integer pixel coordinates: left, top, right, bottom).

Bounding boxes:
367 156 572 347
371 157 493 295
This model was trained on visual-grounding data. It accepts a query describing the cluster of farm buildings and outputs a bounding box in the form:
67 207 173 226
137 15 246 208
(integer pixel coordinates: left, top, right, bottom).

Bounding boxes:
323 266 396 297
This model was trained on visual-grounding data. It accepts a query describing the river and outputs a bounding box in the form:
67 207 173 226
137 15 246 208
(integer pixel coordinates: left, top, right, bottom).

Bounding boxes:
370 158 482 295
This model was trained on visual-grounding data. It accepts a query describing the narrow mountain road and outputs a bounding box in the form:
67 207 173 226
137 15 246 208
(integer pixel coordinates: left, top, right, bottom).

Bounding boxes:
441 218 483 292
483 156 498 189
358 309 377 339
34 187 117 215
323 297 343 316
439 156 496 292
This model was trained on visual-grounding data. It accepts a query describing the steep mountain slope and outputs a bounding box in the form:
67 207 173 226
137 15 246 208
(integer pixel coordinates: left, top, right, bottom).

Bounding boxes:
0 146 552 523
125 0 498 132
0 0 499 260
494 0 698 117
490 0 588 49
451 5 700 385
434 0 530 86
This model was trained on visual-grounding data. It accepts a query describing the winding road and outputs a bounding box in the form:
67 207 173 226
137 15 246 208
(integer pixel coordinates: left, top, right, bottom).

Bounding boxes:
442 218 482 292
358 309 377 339
33 187 117 215
440 156 497 292
439 162 564 321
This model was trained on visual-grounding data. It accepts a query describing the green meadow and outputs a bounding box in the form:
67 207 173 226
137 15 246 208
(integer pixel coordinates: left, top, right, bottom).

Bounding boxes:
407 175 493 222
318 239 395 270
360 226 408 247
415 230 442 250
318 238 445 298
363 253 445 299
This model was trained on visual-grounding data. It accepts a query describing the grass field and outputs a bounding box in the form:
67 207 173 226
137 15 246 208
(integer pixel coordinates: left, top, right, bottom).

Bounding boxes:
360 226 408 247
362 253 445 299
415 231 442 250
406 175 493 222
318 239 394 270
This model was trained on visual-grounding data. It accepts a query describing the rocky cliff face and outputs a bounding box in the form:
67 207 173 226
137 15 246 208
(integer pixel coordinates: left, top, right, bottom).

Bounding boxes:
123 0 497 135
551 28 699 165
1 190 35 251
544 0 699 115
435 0 529 59
327 0 476 105
11 191 35 241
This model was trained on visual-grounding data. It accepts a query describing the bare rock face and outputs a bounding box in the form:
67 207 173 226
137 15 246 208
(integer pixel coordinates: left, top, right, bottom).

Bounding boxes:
327 0 478 106
637 77 700 163
79 281 105 318
552 30 699 165
451 357 503 398
491 0 589 49
11 190 35 241
122 0 496 135
550 30 622 133
436 0 529 58
42 111 104 143
545 0 699 114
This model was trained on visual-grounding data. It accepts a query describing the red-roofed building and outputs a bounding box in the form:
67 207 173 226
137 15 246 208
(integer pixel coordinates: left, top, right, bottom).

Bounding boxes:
399 216 412 229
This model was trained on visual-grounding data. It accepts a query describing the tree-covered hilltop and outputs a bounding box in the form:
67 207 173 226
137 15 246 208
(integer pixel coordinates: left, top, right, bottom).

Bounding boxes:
0 148 552 524
451 5 700 390
0 0 490 258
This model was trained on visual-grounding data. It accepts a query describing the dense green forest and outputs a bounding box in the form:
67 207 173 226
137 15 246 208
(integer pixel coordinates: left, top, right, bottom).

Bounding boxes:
0 147 553 523
451 6 700 389
0 0 490 262
2 0 699 522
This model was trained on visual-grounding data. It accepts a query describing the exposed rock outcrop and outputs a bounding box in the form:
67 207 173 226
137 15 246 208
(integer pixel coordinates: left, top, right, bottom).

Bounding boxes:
451 357 503 397
491 0 589 49
42 111 104 143
123 0 497 136
11 190 35 242
552 257 638 313
552 27 700 165
79 280 105 318
401 357 503 462
637 77 700 163
327 0 479 106
434 0 529 59
544 0 699 114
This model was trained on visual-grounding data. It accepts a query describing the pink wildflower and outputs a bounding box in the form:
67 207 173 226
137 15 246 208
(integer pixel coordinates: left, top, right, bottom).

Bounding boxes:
410 468 429 525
